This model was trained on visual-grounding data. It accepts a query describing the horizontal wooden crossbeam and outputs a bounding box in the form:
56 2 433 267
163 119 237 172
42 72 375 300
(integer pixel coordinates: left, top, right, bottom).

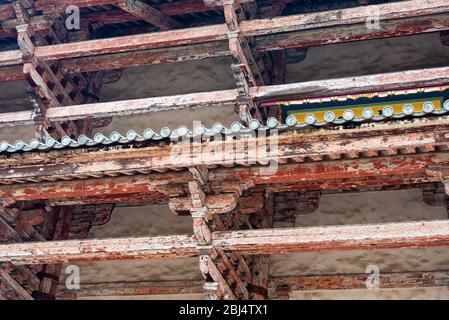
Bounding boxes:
0 0 223 21
1 0 449 81
40 67 449 121
0 116 448 186
2 220 449 264
55 270 449 299
0 110 35 127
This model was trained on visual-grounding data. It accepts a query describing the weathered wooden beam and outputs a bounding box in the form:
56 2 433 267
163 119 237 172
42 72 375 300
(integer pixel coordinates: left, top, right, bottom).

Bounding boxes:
0 234 198 264
55 270 449 299
253 67 449 103
49 192 167 206
169 193 238 215
0 268 34 300
1 0 448 79
0 66 24 82
1 0 222 35
118 0 182 30
34 24 229 61
0 110 35 127
0 157 442 201
256 13 449 52
0 174 187 202
34 0 116 13
0 116 448 186
2 220 449 264
0 50 22 67
269 271 449 298
59 41 230 74
224 1 265 123
56 279 204 299
57 12 449 70
242 0 449 37
35 0 222 15
46 88 237 121
35 207 73 300
41 66 449 121
1 14 54 34
0 146 446 205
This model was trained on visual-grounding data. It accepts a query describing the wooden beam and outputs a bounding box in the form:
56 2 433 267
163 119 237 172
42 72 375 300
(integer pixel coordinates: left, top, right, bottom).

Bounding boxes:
35 0 117 13
269 271 449 294
0 268 34 300
242 0 449 37
0 234 198 264
59 41 230 74
256 13 449 52
169 193 238 215
2 220 449 264
33 24 229 61
49 192 167 206
35 207 73 300
55 270 449 299
0 50 22 67
0 174 187 202
0 116 448 186
58 12 449 70
0 66 24 82
1 1 222 34
41 0 449 59
0 110 35 127
56 280 205 299
46 88 237 121
34 0 222 15
252 67 449 103
43 66 449 121
1 0 449 79
118 0 182 30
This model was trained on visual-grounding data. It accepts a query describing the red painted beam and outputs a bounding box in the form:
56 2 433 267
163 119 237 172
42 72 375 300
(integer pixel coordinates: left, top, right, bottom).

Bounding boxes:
34 24 229 61
0 152 447 202
1 0 449 81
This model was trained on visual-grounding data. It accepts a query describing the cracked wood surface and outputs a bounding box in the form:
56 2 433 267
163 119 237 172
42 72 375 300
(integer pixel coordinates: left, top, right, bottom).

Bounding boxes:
55 270 449 299
2 0 449 81
2 220 449 264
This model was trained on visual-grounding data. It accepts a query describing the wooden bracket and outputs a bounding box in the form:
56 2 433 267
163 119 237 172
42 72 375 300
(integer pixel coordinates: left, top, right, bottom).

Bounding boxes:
224 2 264 124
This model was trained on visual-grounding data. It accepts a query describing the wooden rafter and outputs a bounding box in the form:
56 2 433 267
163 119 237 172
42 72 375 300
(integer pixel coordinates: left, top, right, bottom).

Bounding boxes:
117 0 182 30
34 206 73 300
223 0 265 123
